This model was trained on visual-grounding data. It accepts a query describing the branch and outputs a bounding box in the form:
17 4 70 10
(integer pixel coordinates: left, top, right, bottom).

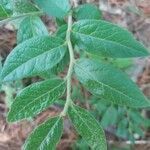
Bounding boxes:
61 12 75 116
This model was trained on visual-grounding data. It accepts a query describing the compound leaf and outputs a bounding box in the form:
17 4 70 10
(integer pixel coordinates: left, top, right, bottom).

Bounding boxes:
23 116 63 150
72 20 149 58
1 36 67 82
74 4 102 20
74 59 150 108
7 79 66 122
68 105 107 150
17 16 48 44
35 0 71 18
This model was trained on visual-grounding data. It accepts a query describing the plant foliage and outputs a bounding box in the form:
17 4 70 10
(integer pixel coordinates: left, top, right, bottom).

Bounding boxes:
0 0 150 149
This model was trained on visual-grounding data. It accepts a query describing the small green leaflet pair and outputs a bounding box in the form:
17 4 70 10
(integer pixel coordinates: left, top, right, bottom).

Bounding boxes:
1 20 149 81
0 0 150 149
23 105 106 150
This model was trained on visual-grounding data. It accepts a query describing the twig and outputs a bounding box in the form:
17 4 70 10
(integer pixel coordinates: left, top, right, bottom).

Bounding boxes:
72 0 78 7
61 11 75 116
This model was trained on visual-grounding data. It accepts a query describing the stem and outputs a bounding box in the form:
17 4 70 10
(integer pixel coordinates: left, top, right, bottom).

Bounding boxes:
0 11 43 26
61 12 75 116
72 0 78 7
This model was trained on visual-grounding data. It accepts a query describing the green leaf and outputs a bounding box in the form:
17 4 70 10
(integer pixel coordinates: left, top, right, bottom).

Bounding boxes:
74 4 102 20
1 36 67 82
17 16 48 44
74 59 150 108
130 124 144 137
118 107 126 119
23 116 63 150
92 99 107 115
128 110 144 125
7 79 66 122
0 0 12 12
73 138 90 150
38 49 69 79
68 105 107 150
13 1 38 16
50 50 69 74
111 58 133 69
55 24 67 39
72 20 149 58
101 106 118 127
0 4 9 18
116 119 128 139
35 0 71 18
55 18 66 27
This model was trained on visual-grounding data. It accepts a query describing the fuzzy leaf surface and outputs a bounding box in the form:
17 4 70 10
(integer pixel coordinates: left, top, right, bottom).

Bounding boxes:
24 117 63 150
17 16 48 44
74 59 150 108
13 1 38 16
72 20 149 58
1 36 67 82
74 4 102 20
55 24 67 40
68 105 107 150
35 0 70 18
7 79 66 122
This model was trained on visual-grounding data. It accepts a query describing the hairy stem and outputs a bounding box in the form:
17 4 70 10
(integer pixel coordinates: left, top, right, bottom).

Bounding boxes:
61 12 75 116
